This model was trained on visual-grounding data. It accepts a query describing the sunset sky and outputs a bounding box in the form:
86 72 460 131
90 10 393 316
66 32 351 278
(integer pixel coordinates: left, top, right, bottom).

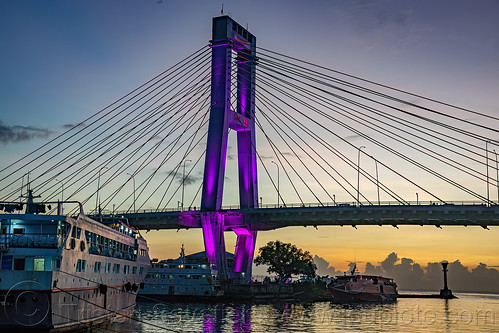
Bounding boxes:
1 1 498 274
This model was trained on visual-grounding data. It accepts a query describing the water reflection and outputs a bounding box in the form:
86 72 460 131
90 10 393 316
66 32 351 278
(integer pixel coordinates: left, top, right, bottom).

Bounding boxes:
93 294 499 332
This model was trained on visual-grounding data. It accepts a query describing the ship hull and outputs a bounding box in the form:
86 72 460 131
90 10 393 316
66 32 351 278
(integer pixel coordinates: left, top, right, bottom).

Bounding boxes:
330 287 398 303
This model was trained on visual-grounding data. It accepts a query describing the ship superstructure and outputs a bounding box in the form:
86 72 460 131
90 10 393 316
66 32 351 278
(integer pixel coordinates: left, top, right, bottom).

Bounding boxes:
0 191 150 331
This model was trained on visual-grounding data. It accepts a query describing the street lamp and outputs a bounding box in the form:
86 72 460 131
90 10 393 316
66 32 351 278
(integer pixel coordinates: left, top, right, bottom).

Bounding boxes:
494 149 499 204
357 146 365 206
486 141 491 206
127 172 136 212
55 178 64 213
182 159 192 211
373 157 380 205
271 161 280 207
96 167 108 214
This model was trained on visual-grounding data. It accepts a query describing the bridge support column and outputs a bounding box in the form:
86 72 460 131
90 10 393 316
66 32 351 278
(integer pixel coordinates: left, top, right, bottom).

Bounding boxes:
201 212 228 281
232 228 257 281
201 16 258 283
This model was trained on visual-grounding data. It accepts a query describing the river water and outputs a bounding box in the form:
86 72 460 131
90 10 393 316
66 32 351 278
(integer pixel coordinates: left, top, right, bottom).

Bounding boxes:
95 292 499 332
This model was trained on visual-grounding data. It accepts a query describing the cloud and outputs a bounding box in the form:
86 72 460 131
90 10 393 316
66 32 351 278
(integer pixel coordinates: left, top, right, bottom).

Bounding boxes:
363 252 499 293
314 255 343 277
166 169 202 186
62 123 86 130
341 1 420 52
0 120 54 144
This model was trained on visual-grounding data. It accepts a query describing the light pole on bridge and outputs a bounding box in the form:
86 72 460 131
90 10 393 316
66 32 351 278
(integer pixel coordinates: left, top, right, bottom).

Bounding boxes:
486 140 491 206
357 146 365 206
372 156 380 205
494 149 499 204
271 161 280 208
96 167 108 215
182 159 191 211
127 172 136 213
55 178 64 213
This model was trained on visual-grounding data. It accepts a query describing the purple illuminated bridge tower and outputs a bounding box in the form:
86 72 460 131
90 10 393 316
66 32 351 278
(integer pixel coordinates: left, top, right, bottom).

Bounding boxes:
201 16 258 282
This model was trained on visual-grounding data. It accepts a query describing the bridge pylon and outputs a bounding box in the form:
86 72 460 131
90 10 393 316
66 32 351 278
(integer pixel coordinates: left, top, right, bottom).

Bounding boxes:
200 16 258 282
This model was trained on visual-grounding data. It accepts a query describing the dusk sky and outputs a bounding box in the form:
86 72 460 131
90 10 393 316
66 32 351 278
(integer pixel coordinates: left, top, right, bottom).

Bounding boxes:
1 1 499 274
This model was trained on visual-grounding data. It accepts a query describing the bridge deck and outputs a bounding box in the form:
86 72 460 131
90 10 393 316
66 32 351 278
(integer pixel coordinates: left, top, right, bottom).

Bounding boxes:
115 204 499 231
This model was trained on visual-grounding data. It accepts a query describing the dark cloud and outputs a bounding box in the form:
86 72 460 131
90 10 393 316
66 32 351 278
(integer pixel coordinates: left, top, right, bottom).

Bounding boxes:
167 169 202 186
0 120 53 144
62 123 86 130
314 255 343 277
345 1 412 37
363 252 499 293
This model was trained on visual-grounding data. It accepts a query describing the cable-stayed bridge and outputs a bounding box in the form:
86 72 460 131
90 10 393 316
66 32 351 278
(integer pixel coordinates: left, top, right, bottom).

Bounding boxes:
1 16 499 281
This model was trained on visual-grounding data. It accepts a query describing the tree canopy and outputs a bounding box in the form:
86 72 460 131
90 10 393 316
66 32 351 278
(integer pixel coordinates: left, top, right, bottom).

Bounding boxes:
254 240 317 282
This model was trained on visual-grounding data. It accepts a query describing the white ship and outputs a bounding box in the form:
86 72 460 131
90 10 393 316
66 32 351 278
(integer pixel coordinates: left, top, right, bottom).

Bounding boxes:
0 191 150 331
139 245 229 300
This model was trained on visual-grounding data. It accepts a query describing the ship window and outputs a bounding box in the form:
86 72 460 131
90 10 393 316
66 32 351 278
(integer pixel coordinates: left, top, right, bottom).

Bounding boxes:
81 260 86 272
76 259 82 272
13 228 24 235
13 258 25 270
1 226 7 234
1 255 13 270
132 266 137 274
105 263 111 273
139 267 144 275
76 227 81 239
94 262 101 273
34 258 45 271
71 226 76 238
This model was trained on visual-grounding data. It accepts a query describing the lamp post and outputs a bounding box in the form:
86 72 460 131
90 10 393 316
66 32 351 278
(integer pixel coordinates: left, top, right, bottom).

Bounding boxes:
127 172 136 212
271 161 280 207
96 167 108 214
182 159 192 211
357 146 365 206
486 141 491 206
373 157 380 205
55 179 64 213
494 150 499 204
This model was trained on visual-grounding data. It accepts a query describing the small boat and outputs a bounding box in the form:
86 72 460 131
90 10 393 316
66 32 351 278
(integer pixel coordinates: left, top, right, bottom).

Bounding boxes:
327 263 398 302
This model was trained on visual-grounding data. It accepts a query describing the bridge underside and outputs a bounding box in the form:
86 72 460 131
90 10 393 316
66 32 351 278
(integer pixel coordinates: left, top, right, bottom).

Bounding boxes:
122 204 499 231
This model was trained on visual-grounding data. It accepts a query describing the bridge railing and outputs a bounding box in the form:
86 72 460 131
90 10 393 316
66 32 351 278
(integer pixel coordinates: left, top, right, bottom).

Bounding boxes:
92 200 488 216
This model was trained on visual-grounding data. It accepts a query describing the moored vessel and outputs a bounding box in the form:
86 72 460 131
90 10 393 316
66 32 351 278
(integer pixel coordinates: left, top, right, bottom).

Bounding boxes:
0 191 150 331
139 245 227 301
327 264 398 303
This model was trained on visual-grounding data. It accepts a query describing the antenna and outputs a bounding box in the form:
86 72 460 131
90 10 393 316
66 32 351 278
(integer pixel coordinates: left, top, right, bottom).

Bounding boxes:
221 3 224 15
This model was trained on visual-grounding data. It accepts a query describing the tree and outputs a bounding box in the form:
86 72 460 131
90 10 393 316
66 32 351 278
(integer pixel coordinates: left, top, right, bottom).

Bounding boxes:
254 240 317 282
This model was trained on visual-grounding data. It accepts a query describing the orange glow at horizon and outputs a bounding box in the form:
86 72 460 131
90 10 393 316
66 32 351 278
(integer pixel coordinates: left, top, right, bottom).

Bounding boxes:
142 226 499 273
